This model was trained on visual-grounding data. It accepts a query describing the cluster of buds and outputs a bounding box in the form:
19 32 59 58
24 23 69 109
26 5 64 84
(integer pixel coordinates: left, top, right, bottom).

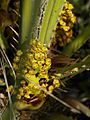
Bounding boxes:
17 80 43 100
13 40 60 107
24 40 51 81
51 1 76 47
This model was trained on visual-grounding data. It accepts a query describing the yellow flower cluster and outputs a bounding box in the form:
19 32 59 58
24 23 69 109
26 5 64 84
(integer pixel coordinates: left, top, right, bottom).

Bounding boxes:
51 1 76 47
14 40 60 103
17 78 60 101
48 79 60 93
24 40 51 81
17 80 43 100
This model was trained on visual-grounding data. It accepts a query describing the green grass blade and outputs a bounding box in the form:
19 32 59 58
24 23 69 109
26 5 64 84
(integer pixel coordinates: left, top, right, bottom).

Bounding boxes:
57 55 90 80
20 0 41 46
63 24 90 56
0 48 16 79
1 60 16 120
39 0 64 46
1 105 16 120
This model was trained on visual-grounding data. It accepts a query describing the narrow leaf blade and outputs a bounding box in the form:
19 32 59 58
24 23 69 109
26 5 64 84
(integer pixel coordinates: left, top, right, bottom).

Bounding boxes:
39 0 64 46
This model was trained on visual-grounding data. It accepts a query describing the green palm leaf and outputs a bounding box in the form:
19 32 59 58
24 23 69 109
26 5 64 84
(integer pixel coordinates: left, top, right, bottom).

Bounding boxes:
39 0 64 46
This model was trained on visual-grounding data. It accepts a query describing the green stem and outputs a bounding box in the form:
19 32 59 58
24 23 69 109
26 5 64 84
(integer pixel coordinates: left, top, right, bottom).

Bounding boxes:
20 0 41 46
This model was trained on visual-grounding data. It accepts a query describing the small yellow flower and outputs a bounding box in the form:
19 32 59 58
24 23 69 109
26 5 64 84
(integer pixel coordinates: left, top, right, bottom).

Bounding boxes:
46 58 51 65
19 87 24 93
40 53 45 59
67 11 74 17
42 46 48 52
35 53 40 59
51 76 56 79
32 63 39 69
55 73 62 77
61 10 65 14
19 91 24 96
24 86 29 91
16 50 23 56
37 47 42 52
43 74 48 80
34 85 39 90
13 63 18 69
14 56 20 63
41 60 45 64
37 41 42 47
48 85 54 93
28 70 35 75
60 20 66 26
17 94 21 99
53 79 60 88
71 16 76 23
41 83 48 88
24 94 30 99
66 30 73 37
62 16 67 20
27 54 33 59
25 74 29 79
21 80 26 86
63 26 70 31
64 2 74 10
6 85 14 93
68 3 74 10
37 61 42 66
28 83 34 88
